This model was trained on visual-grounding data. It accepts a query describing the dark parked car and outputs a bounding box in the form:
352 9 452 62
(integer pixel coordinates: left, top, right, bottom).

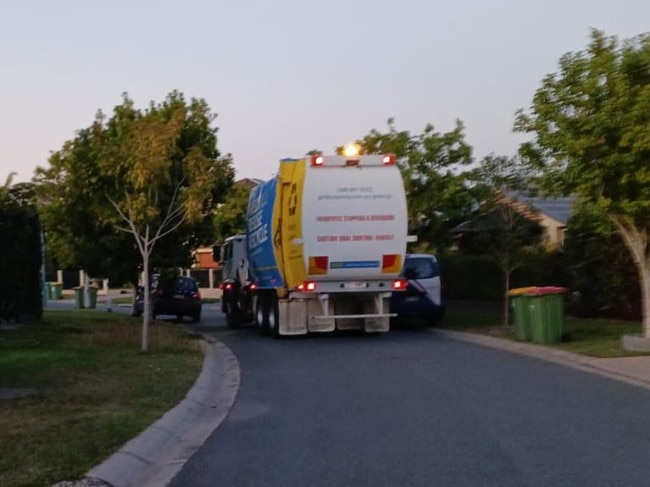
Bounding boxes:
390 253 445 325
135 275 202 322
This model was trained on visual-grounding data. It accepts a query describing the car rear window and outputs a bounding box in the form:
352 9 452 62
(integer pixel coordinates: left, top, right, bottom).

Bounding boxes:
402 257 440 279
176 277 198 292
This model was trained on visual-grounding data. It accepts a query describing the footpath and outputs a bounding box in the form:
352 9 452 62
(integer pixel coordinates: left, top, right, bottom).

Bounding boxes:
436 329 650 391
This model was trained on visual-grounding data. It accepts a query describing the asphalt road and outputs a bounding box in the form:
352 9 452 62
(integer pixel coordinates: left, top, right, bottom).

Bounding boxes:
168 321 650 487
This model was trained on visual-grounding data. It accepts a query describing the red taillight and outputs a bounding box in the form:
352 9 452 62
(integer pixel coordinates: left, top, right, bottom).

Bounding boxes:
224 282 233 291
311 155 324 166
194 290 201 300
297 281 317 292
382 154 396 165
218 282 223 290
249 283 257 290
392 279 407 290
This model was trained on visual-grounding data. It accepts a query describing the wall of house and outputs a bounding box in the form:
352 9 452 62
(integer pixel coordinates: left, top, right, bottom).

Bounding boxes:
194 248 219 269
539 215 567 247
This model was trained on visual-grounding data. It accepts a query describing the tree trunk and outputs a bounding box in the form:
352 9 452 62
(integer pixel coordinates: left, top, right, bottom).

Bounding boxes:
141 250 150 353
611 216 650 335
503 269 511 328
641 260 650 337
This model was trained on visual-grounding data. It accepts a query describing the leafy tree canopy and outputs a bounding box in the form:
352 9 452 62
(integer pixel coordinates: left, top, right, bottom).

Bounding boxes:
515 29 650 222
342 118 475 251
36 91 235 286
213 182 253 242
515 28 650 333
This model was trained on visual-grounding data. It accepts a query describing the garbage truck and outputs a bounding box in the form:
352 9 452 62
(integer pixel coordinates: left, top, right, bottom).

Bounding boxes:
218 148 412 336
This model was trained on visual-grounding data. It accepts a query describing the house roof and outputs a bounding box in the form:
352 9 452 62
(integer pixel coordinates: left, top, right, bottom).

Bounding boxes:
451 191 575 234
508 193 575 225
235 178 264 188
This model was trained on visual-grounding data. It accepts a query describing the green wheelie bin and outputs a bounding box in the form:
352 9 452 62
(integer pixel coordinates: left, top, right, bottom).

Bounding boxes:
527 287 567 344
73 287 84 309
87 286 99 309
508 287 538 342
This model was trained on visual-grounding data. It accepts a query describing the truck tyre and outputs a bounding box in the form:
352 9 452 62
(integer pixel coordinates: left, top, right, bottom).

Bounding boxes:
256 294 269 336
225 295 240 328
268 295 280 338
226 309 240 328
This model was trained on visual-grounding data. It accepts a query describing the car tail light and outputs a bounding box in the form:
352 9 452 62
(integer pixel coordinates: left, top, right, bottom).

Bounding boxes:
193 290 201 300
297 281 317 292
249 283 257 290
311 155 324 166
224 282 233 291
392 279 407 291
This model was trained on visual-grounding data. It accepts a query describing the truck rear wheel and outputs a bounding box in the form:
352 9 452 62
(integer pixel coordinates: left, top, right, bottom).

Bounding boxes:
268 295 280 337
224 294 240 328
255 295 269 335
226 310 240 328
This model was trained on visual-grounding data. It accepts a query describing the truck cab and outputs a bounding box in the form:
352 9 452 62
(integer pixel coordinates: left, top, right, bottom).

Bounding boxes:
219 235 254 327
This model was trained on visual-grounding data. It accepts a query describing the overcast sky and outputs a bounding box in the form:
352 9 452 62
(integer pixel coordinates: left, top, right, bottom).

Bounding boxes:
2 0 649 183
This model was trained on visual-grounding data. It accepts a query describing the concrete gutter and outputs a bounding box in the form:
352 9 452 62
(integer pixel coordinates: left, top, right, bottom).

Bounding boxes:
87 337 240 487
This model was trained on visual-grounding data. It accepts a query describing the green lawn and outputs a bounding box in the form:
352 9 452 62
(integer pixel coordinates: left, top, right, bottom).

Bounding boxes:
440 302 646 358
0 310 203 487
110 296 220 305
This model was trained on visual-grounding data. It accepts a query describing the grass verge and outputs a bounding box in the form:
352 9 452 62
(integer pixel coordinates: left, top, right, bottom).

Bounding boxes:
440 302 646 358
110 297 220 305
0 310 203 487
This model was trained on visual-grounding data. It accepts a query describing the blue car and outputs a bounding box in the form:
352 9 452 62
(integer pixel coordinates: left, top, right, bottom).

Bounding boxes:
135 275 202 322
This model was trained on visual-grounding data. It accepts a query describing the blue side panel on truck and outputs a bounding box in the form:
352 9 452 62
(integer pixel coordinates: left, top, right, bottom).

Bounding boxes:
247 177 284 289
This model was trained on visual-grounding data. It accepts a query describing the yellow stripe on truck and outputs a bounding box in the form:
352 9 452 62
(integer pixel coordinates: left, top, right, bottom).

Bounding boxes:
278 159 308 289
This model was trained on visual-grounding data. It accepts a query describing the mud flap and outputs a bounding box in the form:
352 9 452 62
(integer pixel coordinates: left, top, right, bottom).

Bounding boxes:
279 299 309 335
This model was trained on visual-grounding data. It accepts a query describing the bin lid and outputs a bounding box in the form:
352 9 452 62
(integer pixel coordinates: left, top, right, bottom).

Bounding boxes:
526 286 568 295
507 287 538 296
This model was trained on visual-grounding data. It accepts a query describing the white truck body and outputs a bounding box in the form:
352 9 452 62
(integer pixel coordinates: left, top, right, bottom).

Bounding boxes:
220 153 411 335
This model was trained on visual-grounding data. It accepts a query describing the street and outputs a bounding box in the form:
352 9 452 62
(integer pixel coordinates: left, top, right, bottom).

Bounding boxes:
168 311 650 487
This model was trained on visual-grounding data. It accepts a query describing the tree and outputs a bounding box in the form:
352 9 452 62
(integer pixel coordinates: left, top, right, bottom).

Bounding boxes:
0 180 42 322
515 29 650 337
2 172 16 193
457 155 544 326
213 182 254 243
343 118 475 251
36 91 234 351
564 202 640 320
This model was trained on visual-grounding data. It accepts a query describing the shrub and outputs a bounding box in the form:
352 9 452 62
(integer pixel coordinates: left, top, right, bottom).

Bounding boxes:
0 183 43 322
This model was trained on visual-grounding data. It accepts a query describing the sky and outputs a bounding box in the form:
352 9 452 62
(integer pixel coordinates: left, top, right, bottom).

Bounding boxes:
1 0 649 184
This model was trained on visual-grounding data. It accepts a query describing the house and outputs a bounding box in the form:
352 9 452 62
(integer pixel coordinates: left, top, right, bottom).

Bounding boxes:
193 247 219 269
509 194 574 247
451 191 574 249
236 177 265 189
